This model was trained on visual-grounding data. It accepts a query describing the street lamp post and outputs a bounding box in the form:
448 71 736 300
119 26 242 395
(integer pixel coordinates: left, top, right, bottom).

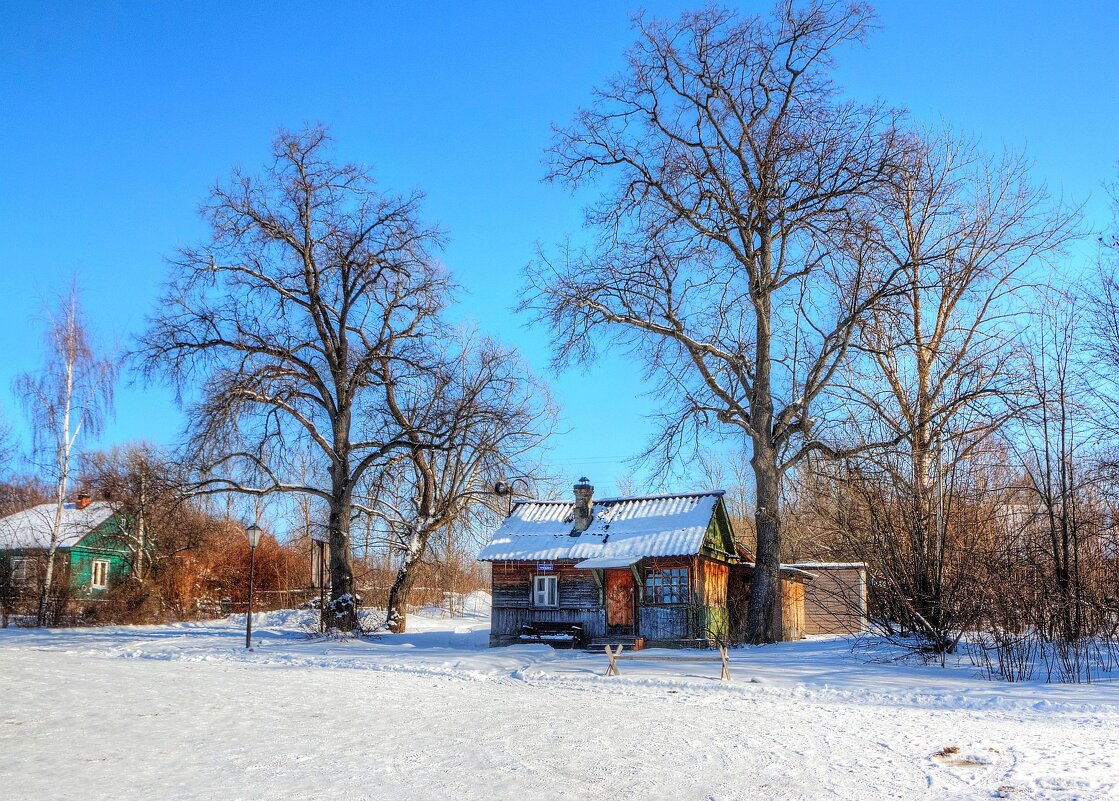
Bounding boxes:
244 523 263 650
493 477 531 517
310 528 328 634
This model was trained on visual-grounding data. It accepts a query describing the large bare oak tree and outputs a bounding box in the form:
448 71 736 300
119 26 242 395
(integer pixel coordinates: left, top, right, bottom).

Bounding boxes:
138 128 448 631
526 3 903 642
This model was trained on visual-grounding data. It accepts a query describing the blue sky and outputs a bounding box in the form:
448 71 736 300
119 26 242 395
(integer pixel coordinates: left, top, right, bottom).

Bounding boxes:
0 1 1116 499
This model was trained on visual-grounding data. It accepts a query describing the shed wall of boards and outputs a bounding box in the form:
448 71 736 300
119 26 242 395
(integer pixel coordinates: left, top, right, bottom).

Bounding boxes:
790 564 868 635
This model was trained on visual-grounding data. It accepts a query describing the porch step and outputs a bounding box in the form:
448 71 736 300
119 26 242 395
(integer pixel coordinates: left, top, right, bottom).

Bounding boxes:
588 636 645 651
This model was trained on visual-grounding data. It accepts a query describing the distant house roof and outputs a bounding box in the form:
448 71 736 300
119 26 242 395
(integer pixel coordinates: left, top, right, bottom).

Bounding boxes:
0 501 117 550
478 491 727 562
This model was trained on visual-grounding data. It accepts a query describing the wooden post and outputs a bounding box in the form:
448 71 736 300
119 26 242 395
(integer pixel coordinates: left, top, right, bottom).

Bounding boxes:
245 542 258 649
317 539 326 634
719 645 730 681
604 644 623 677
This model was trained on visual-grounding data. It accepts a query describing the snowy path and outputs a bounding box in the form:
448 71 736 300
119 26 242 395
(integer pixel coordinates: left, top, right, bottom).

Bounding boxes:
1 606 1117 800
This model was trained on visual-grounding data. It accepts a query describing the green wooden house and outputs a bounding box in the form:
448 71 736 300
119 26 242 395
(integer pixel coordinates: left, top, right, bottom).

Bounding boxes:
0 496 134 597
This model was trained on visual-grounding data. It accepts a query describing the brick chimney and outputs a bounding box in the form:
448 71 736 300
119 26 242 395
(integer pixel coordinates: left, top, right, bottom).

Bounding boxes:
572 477 594 534
75 493 91 510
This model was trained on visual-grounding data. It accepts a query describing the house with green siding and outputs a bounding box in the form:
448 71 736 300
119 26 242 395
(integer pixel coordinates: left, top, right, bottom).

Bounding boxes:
0 496 134 597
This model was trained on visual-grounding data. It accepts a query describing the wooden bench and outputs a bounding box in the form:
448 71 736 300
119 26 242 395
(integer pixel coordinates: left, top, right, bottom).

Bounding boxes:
519 622 584 648
603 644 731 681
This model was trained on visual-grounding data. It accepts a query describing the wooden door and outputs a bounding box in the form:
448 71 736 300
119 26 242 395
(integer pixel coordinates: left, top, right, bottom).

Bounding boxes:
605 569 635 634
781 579 805 641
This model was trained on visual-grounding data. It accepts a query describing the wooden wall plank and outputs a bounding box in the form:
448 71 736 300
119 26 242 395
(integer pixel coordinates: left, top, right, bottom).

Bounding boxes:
780 579 805 641
490 560 607 645
639 605 690 641
801 567 867 635
490 606 606 643
491 561 600 608
701 560 728 607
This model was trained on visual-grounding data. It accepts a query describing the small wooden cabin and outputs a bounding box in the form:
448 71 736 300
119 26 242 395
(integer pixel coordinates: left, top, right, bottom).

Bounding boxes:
479 480 742 648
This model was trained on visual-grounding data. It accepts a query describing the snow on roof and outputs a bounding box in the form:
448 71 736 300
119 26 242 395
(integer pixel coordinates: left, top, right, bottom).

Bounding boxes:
787 562 867 571
478 491 725 562
0 501 116 550
736 562 817 580
574 556 642 569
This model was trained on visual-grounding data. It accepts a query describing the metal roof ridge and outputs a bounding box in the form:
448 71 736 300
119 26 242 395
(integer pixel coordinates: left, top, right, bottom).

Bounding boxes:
595 490 725 503
512 489 724 507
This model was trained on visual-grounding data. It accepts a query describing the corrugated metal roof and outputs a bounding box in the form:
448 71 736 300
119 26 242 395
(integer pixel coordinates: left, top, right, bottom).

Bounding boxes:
573 556 642 569
0 502 116 550
478 491 725 562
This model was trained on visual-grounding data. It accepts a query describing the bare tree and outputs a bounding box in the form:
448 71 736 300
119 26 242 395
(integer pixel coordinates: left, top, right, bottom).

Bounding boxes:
1019 294 1090 643
1087 173 1119 436
14 287 116 625
526 3 904 642
79 443 187 585
947 288 1119 683
137 128 449 631
0 405 15 475
369 337 552 633
838 132 1075 651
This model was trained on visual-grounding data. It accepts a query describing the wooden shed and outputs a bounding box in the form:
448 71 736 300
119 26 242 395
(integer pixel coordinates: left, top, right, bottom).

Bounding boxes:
727 557 813 642
787 562 868 635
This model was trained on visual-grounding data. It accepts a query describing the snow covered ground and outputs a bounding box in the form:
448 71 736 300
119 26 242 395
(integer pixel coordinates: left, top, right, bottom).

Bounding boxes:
1 594 1117 801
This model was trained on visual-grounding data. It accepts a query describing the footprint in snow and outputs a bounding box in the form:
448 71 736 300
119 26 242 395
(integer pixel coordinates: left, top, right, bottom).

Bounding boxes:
929 744 1013 793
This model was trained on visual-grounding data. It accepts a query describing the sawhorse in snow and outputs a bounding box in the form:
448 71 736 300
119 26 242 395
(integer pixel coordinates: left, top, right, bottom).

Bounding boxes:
603 644 731 681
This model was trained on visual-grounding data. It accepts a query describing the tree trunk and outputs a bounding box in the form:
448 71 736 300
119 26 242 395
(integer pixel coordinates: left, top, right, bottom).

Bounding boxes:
385 553 419 634
325 475 357 632
743 278 782 645
745 443 781 644
37 551 57 626
135 471 147 584
38 320 78 627
386 525 429 634
38 441 71 626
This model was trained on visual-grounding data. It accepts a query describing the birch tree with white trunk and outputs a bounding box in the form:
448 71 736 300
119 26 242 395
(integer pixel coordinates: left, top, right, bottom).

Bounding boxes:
15 289 115 625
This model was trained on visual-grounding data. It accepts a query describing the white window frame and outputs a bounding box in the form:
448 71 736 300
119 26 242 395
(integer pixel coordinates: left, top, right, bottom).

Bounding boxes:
533 575 558 607
91 559 110 590
10 557 33 585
